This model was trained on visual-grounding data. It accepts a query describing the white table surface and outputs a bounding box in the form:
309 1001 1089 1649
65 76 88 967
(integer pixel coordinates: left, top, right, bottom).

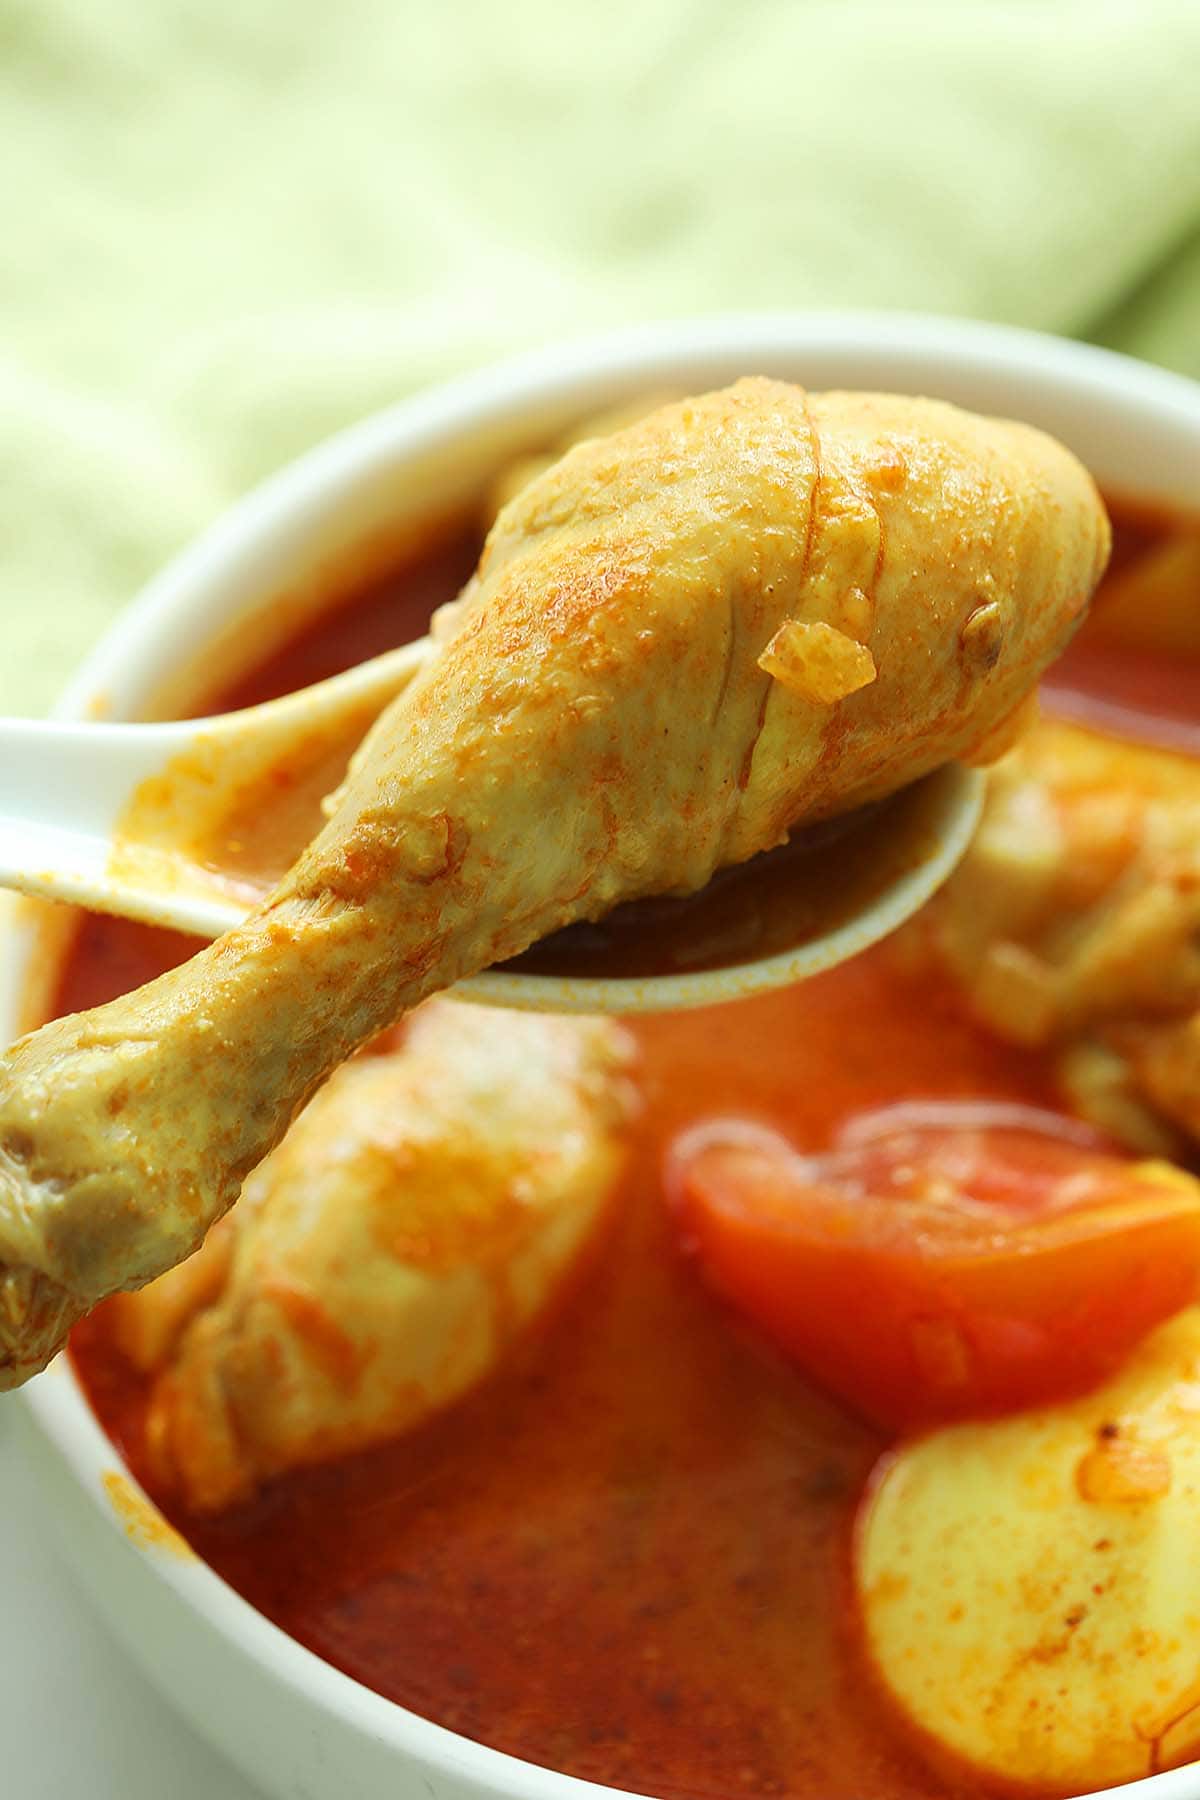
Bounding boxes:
0 1405 264 1800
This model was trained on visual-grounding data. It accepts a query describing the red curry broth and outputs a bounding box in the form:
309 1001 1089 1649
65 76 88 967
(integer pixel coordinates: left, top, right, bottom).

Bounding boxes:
66 497 1196 1800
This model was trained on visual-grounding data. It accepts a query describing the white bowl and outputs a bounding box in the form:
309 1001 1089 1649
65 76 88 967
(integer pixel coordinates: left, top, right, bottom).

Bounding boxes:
10 313 1200 1800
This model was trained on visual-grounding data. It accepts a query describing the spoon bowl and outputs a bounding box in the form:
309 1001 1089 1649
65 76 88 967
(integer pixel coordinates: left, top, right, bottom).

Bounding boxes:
0 631 984 1013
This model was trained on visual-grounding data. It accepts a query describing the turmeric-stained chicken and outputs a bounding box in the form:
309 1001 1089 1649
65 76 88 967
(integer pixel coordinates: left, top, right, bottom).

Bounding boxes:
106 1002 634 1510
0 379 1109 1385
905 718 1200 1154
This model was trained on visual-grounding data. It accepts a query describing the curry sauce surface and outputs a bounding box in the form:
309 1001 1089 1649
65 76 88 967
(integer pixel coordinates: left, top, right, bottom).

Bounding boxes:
69 495 1199 1799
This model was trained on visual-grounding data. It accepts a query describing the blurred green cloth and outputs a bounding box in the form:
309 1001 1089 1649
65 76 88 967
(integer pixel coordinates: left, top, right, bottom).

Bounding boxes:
2 0 1199 713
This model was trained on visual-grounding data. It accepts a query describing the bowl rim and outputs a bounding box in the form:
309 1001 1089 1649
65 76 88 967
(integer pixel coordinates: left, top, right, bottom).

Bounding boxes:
14 308 1200 1800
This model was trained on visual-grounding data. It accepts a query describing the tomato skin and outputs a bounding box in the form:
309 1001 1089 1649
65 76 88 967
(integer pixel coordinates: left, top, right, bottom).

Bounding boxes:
666 1113 1200 1432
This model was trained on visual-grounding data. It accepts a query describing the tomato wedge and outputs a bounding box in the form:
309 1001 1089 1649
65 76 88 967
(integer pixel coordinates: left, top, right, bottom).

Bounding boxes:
666 1105 1200 1431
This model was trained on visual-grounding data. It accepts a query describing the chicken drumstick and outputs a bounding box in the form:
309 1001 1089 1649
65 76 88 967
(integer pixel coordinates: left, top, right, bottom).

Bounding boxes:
0 378 1109 1385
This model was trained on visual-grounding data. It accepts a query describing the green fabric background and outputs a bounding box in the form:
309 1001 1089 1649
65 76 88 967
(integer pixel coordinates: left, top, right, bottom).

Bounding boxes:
3 0 1198 714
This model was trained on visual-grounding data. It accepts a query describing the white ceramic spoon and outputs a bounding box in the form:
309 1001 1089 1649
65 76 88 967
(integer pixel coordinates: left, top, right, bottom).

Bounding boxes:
0 640 984 1013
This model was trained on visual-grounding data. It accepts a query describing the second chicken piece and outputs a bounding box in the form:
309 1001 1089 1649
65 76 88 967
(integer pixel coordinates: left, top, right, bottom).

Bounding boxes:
902 718 1200 1154
108 1002 636 1511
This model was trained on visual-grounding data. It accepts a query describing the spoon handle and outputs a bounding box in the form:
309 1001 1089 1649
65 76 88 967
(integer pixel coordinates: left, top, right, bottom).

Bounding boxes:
0 635 433 930
0 715 199 914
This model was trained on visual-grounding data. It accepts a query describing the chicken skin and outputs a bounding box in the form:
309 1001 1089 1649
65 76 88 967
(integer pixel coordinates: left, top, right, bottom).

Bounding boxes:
0 379 1109 1386
105 1002 633 1511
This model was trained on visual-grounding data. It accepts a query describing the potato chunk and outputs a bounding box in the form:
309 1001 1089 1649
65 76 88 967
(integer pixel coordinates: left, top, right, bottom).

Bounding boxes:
858 1307 1200 1790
